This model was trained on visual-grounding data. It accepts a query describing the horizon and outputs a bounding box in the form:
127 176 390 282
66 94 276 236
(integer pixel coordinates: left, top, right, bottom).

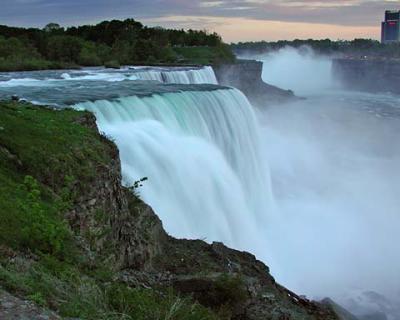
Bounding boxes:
2 0 398 42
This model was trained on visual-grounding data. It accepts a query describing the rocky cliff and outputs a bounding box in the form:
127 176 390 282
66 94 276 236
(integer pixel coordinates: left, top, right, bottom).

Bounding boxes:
214 60 296 107
332 58 400 94
0 101 338 319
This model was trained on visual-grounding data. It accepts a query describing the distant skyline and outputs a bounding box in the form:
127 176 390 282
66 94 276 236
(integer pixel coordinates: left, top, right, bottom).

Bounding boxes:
1 0 399 42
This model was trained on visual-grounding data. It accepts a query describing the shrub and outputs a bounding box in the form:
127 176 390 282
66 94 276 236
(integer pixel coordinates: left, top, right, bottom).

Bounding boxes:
78 44 102 66
104 60 121 69
47 35 83 62
213 274 247 308
18 175 70 256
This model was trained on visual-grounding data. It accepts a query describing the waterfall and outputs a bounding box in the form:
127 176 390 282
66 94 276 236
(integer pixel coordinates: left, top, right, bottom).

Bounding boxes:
75 88 272 252
0 66 219 87
132 66 218 84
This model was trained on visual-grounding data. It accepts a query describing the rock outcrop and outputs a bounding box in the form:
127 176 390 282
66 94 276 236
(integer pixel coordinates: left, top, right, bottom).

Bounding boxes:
214 60 296 107
0 289 61 320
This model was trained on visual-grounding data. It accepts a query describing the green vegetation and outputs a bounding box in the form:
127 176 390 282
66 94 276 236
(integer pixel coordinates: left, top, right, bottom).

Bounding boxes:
0 100 220 319
174 45 234 65
0 255 218 320
0 102 111 258
0 19 235 71
0 36 76 71
194 274 248 318
232 38 400 59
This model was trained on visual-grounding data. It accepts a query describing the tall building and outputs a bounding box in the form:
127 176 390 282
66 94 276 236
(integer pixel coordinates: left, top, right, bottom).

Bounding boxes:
381 10 400 43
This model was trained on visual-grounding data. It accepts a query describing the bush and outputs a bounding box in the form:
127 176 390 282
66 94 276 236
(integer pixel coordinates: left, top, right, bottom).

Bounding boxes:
103 284 219 320
213 274 247 308
104 60 120 69
173 45 235 65
18 176 70 256
47 35 83 62
78 42 102 66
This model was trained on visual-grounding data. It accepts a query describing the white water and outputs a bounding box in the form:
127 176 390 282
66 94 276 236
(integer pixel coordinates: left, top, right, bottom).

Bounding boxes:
75 88 272 252
132 66 218 84
0 66 218 87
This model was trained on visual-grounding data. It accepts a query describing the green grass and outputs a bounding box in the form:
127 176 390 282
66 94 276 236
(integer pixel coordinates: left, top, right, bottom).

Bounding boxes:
0 101 114 257
0 101 113 192
0 255 219 320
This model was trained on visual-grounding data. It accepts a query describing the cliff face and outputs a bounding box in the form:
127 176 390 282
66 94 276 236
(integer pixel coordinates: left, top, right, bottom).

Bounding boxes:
64 107 339 319
332 58 400 94
214 60 296 107
0 101 338 320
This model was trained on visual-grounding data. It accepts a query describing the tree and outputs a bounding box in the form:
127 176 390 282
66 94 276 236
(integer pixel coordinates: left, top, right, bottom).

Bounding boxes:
44 23 62 32
47 36 83 62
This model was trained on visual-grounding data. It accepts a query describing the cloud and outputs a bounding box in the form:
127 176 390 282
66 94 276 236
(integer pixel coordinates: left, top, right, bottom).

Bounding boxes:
0 0 396 40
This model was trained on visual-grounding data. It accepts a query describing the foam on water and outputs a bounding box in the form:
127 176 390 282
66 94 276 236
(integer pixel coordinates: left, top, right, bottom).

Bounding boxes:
0 66 217 87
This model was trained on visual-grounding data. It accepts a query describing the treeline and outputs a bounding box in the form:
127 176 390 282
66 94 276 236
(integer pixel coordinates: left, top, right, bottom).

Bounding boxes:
0 19 235 71
232 39 400 58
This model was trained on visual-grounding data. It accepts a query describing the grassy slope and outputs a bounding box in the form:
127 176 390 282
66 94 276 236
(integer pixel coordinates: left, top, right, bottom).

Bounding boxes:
0 101 219 320
0 101 112 255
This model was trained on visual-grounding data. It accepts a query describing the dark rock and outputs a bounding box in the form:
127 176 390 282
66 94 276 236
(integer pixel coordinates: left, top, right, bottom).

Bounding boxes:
0 289 61 320
214 59 297 107
321 298 360 320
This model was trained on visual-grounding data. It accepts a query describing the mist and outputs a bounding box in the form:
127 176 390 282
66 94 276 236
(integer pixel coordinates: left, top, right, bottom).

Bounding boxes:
255 47 400 319
238 46 337 96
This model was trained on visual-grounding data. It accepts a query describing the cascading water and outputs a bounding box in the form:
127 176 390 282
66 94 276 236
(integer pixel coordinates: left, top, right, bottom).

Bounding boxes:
0 66 218 87
133 66 218 84
75 88 272 253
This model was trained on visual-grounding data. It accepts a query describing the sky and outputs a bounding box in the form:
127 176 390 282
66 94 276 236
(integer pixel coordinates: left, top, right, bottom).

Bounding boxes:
1 0 400 42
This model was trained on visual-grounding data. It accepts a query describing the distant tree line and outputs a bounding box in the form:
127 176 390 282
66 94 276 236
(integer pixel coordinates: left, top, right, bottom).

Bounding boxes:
0 19 235 71
232 39 400 59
